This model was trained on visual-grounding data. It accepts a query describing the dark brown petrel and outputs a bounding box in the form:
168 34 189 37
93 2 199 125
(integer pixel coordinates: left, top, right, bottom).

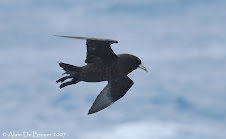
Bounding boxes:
56 35 148 114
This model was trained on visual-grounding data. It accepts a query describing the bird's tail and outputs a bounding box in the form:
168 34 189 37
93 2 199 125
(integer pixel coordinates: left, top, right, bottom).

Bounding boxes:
59 62 80 76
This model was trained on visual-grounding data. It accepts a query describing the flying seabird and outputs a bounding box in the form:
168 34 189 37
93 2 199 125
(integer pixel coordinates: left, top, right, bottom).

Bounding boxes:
56 35 148 114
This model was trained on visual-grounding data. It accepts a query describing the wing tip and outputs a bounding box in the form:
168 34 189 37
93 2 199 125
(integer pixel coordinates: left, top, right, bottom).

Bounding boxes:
55 35 118 43
88 102 114 115
88 108 99 115
54 35 62 37
87 108 97 115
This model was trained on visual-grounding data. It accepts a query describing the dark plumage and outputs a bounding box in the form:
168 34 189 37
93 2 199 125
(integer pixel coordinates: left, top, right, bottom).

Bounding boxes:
56 35 148 114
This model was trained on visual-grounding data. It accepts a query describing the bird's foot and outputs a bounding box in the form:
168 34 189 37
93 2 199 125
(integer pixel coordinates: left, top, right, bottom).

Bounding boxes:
59 79 80 89
56 76 72 83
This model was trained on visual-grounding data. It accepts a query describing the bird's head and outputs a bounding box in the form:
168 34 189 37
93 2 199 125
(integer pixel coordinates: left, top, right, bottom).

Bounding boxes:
119 54 148 74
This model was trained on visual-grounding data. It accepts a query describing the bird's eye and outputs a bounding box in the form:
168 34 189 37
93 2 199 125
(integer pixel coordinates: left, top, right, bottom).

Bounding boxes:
133 60 139 64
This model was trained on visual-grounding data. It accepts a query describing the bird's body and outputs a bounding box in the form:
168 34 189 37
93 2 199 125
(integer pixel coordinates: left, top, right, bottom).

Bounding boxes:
56 36 148 114
66 54 140 82
80 60 120 82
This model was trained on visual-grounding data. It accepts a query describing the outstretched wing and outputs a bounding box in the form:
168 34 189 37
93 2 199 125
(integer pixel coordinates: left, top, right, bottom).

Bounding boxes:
56 35 118 64
88 76 134 114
